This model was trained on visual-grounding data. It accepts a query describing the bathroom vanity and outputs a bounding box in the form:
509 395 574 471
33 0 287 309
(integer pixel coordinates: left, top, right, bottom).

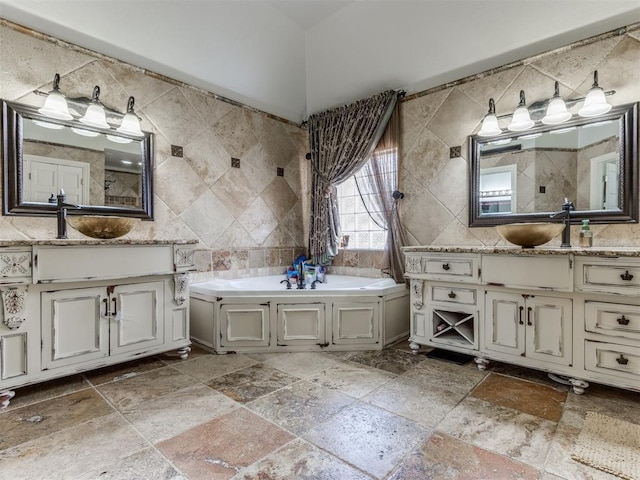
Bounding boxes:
403 246 640 394
0 240 196 407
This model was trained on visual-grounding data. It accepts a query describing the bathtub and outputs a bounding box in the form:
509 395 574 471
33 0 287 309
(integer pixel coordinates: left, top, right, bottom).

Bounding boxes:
190 275 409 353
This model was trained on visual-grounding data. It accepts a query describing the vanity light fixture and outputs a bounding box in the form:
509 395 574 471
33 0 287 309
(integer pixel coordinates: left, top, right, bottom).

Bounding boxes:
79 86 110 129
38 73 73 121
578 71 612 117
507 90 535 132
542 81 572 125
478 98 502 137
36 79 144 139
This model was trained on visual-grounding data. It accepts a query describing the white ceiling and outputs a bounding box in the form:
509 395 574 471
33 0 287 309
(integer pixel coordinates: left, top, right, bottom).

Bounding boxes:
1 1 639 123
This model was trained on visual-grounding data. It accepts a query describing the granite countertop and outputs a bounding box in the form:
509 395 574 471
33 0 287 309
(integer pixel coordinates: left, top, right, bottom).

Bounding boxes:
401 245 640 257
0 239 199 247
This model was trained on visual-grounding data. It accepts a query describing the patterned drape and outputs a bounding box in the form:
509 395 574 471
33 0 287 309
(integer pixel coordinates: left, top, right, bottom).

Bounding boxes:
354 104 407 283
308 90 398 265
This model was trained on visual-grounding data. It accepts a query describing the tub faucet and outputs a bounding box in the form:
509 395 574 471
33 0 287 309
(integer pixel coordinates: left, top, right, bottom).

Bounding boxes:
56 189 81 239
280 278 292 290
550 198 574 248
296 262 306 289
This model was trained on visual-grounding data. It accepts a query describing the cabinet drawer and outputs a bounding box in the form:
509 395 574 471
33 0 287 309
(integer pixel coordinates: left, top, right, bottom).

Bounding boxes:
581 264 640 292
424 258 472 277
482 255 572 291
431 286 476 305
585 301 640 341
585 341 640 381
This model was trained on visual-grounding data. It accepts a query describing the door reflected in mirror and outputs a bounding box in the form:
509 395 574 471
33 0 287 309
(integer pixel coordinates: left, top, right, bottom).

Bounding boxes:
469 103 638 226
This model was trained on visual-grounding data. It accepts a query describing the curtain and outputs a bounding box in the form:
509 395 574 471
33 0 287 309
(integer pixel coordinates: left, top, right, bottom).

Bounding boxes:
308 90 399 265
354 104 407 283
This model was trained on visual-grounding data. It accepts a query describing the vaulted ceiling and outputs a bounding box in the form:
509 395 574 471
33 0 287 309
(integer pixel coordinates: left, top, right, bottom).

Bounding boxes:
1 1 639 123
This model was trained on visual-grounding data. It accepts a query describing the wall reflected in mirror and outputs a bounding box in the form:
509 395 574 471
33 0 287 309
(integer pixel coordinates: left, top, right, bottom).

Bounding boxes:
469 102 638 226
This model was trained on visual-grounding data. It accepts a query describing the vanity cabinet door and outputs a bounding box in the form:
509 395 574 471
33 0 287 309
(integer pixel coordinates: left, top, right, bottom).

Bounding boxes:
109 281 164 356
485 291 572 366
485 291 525 357
525 296 572 366
41 287 109 370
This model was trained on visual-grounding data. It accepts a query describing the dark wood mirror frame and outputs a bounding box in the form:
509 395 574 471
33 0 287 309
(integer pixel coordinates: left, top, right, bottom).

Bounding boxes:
468 102 638 227
1 100 154 219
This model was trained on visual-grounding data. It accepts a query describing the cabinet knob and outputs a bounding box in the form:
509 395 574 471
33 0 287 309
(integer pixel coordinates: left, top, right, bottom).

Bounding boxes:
620 270 634 281
616 355 629 365
448 291 457 299
442 263 450 271
617 315 630 326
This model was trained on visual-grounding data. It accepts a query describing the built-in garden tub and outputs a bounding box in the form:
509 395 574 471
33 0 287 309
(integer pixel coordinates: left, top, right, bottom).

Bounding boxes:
189 275 409 353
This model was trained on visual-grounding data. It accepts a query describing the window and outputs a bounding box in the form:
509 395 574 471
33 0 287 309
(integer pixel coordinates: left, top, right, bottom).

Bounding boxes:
336 161 387 250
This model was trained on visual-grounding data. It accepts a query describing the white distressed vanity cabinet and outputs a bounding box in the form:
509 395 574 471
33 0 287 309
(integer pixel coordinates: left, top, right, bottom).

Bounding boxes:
0 241 195 406
404 246 640 394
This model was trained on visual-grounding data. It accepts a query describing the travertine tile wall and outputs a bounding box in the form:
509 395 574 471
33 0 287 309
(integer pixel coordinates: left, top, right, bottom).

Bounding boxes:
399 23 640 248
0 21 308 279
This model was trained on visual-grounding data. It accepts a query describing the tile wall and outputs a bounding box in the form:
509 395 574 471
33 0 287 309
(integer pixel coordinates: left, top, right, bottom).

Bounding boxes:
0 20 309 279
399 23 640 248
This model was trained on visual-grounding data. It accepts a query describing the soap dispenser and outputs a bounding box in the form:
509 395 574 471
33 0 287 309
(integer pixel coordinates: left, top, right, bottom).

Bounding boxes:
579 219 593 248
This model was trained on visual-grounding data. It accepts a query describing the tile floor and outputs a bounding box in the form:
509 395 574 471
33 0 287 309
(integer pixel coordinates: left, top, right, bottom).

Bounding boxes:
1 342 638 480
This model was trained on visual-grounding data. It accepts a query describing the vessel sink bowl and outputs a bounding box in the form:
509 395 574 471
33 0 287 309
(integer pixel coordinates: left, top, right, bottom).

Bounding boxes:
67 216 135 239
496 222 565 248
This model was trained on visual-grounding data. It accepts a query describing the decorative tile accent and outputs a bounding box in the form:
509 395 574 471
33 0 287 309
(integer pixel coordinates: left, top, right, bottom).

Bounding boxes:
170 145 183 157
231 157 240 168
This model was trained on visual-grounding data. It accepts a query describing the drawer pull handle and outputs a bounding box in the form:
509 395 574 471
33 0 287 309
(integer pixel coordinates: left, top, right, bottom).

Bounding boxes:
527 306 533 326
616 355 629 365
442 263 450 271
617 315 630 326
519 306 524 325
620 271 634 281
448 291 457 299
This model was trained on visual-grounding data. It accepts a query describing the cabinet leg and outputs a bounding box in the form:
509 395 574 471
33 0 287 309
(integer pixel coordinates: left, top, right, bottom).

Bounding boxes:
1 390 15 409
409 342 421 355
474 357 490 371
569 378 589 395
177 346 191 360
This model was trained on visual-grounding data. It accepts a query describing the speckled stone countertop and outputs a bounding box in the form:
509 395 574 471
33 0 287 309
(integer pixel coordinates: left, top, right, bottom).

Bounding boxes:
0 239 198 247
401 245 640 257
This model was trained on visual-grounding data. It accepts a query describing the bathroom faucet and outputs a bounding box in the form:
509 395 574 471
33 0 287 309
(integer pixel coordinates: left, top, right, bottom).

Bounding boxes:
56 189 81 239
550 198 574 248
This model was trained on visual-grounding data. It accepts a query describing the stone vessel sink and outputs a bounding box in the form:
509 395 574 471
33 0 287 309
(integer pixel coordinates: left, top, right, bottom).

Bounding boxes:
67 216 135 239
496 222 565 248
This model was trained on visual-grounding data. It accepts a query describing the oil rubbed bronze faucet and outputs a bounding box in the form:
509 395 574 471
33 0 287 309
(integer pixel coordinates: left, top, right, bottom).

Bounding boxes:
55 190 81 239
550 198 574 248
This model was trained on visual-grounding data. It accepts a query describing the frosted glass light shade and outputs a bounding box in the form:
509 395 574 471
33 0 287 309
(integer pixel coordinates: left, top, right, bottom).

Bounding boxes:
508 106 535 131
116 112 143 137
38 91 73 121
478 114 501 136
107 134 132 144
542 97 572 125
578 87 612 117
79 102 109 129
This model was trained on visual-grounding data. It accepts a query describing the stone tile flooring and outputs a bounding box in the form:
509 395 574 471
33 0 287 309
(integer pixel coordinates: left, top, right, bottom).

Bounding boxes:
1 343 639 479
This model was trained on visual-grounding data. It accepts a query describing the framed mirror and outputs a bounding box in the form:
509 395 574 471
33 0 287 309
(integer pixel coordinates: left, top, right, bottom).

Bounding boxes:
469 102 638 227
2 100 154 219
